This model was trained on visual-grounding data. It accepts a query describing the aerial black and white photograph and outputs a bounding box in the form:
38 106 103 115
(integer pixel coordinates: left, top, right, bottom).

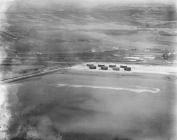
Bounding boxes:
0 0 177 140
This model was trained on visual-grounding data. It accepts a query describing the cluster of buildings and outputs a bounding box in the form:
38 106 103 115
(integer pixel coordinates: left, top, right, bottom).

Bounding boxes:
86 63 131 71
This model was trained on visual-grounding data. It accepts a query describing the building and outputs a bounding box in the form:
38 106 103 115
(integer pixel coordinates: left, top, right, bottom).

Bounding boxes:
86 64 94 67
112 67 120 71
120 65 127 69
101 66 108 70
124 67 131 71
89 65 96 69
109 64 116 68
98 64 105 67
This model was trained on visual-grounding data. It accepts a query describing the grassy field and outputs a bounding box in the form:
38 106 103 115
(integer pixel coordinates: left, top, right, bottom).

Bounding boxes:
7 70 176 140
3 1 177 66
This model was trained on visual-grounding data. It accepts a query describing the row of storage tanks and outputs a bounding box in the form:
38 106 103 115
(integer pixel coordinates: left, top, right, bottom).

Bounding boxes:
86 64 131 71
